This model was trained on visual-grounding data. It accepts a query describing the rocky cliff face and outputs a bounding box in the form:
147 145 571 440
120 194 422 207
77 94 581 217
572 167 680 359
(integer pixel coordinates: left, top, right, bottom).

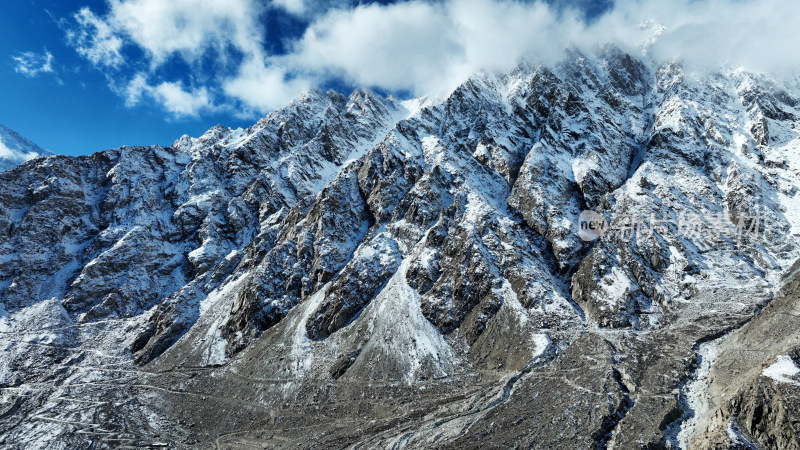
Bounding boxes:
1 47 800 448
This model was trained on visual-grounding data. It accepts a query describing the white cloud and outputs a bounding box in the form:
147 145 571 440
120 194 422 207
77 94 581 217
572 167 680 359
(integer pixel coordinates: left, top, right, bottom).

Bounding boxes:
66 0 800 118
65 0 265 116
105 0 264 64
287 2 465 95
272 0 307 15
125 73 213 118
632 0 800 73
280 0 800 98
68 0 264 67
271 0 355 18
223 57 312 113
152 82 212 118
124 72 150 106
0 139 41 163
67 7 124 67
12 50 55 78
279 0 600 97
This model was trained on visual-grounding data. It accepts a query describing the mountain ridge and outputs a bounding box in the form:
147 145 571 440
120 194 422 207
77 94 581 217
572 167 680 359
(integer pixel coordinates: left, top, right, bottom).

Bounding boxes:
2 47 800 448
0 124 52 172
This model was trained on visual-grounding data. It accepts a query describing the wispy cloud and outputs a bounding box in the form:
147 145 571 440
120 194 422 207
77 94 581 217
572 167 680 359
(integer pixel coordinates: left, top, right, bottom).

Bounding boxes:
12 50 56 78
63 0 800 118
66 7 125 68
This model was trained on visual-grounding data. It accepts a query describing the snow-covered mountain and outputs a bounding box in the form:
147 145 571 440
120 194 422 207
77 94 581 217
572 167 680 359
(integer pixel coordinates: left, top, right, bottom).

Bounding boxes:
0 124 51 172
2 47 800 448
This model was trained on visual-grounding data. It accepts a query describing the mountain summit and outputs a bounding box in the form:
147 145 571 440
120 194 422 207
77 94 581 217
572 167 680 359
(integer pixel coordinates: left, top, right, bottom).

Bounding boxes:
0 124 51 172
1 48 800 448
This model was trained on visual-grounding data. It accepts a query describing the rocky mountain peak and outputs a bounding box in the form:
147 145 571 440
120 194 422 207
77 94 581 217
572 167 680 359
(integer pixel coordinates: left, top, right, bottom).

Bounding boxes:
2 47 800 448
0 123 51 172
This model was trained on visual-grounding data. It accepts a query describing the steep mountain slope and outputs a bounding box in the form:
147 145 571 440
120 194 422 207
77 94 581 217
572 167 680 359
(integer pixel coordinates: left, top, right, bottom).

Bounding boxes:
0 124 51 172
684 261 800 449
1 47 800 448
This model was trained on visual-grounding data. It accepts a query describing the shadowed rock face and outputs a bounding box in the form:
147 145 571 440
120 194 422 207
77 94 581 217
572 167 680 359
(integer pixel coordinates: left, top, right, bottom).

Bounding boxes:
2 48 800 448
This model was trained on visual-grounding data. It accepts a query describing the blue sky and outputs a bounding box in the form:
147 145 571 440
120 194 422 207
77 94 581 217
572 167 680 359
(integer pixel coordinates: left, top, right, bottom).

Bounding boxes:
1 0 287 155
2 0 796 156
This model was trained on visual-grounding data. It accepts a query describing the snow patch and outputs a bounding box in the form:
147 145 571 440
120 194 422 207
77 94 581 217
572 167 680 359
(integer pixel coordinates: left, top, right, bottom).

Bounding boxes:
498 280 527 325
531 333 551 359
400 96 438 120
199 268 243 316
288 283 331 375
763 355 800 385
593 266 635 310
677 340 719 448
497 280 551 359
421 135 444 166
356 259 456 383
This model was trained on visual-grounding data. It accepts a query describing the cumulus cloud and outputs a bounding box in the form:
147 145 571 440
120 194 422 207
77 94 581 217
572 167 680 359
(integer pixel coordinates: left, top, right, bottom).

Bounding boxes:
65 0 800 118
279 0 594 97
222 57 312 113
64 0 264 117
280 0 800 97
99 0 264 65
12 50 56 78
126 73 213 118
287 2 466 96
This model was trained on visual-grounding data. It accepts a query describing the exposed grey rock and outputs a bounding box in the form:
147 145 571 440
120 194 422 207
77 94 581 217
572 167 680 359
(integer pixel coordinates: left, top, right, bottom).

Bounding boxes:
306 234 401 340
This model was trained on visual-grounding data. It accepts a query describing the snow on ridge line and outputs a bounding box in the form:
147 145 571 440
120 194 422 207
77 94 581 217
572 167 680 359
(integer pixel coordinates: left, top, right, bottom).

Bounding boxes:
0 124 51 171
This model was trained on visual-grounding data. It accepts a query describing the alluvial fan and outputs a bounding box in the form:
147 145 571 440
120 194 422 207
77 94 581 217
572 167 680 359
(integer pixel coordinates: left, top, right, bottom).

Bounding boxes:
2 46 800 448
